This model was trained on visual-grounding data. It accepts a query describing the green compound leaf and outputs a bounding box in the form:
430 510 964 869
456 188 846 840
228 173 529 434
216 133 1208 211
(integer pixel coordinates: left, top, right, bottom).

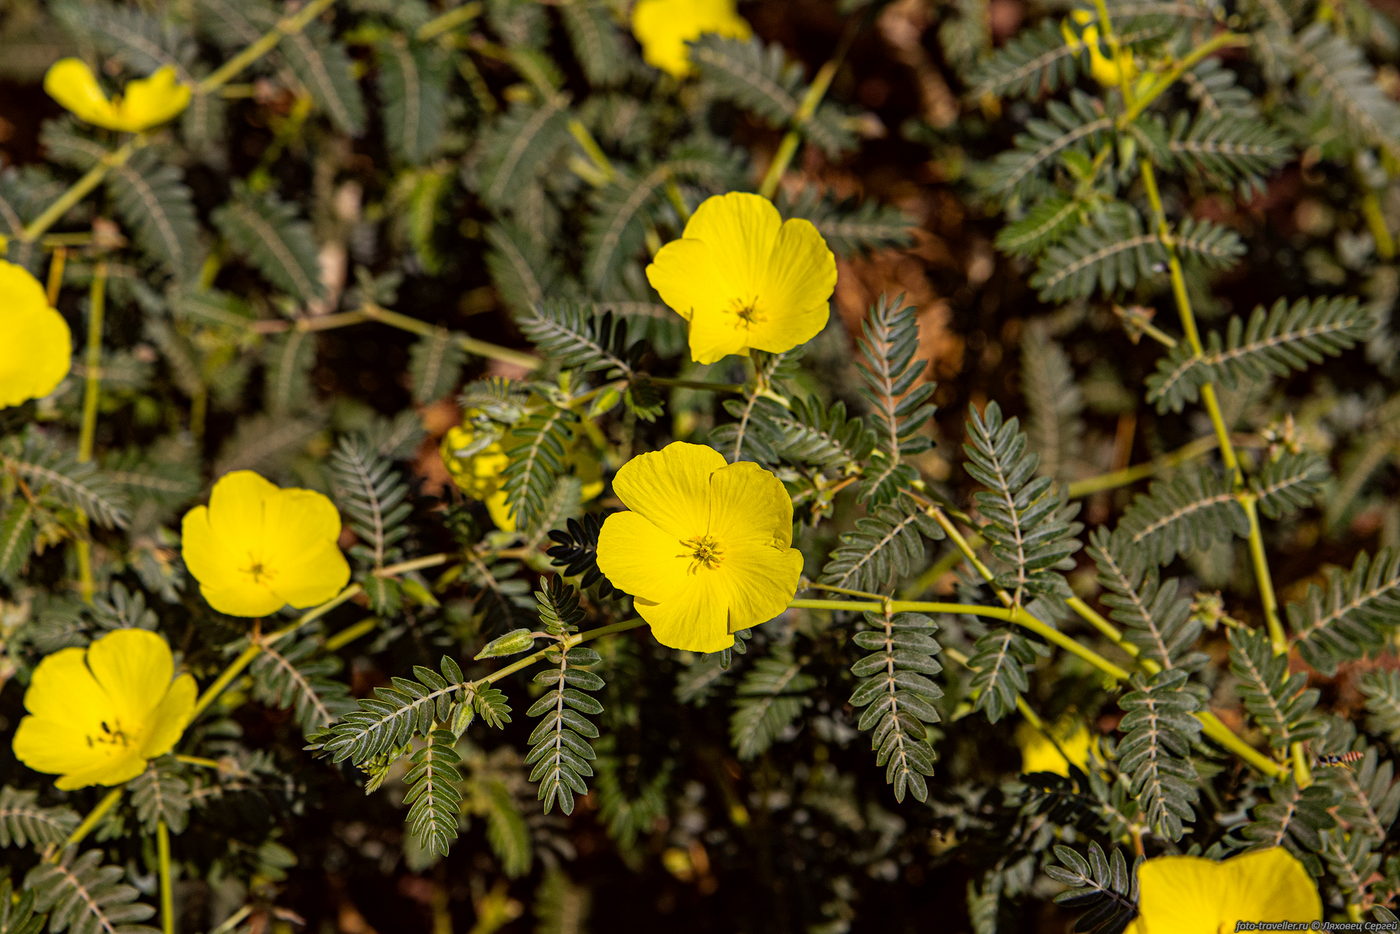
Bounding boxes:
1044 842 1140 934
473 97 572 213
856 295 937 506
314 657 470 764
527 637 604 815
820 494 942 593
967 628 1041 724
1251 451 1329 520
1117 669 1202 841
213 184 325 304
250 633 357 736
502 404 581 531
278 21 366 135
963 401 1081 602
1087 529 1204 672
1147 296 1374 413
1030 202 1164 302
106 148 202 280
1227 627 1321 750
405 729 464 857
1115 465 1248 568
376 38 452 164
985 90 1115 199
1287 547 1400 675
0 787 79 850
25 848 158 934
729 644 816 760
848 610 942 803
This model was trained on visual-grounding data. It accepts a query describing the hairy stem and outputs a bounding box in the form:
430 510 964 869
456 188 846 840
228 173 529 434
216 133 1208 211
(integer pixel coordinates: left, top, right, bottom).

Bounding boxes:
196 0 339 95
157 820 174 934
757 14 865 199
189 583 364 722
51 787 122 860
21 139 142 244
74 263 107 605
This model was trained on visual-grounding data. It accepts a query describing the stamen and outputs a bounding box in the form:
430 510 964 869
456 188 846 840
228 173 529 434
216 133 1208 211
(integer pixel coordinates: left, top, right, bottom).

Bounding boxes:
676 536 724 573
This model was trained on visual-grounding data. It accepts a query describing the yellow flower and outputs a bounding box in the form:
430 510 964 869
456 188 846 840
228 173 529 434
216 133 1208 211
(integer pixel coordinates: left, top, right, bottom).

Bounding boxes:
44 58 191 133
441 411 604 533
0 261 71 408
595 442 802 652
646 192 837 365
181 470 351 617
11 629 196 790
631 0 752 78
1125 848 1321 934
1060 10 1137 88
1016 715 1098 777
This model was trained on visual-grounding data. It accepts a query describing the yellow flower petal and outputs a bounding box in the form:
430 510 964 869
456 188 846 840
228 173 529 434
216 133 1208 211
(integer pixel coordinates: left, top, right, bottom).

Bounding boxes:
86 628 175 726
715 539 803 634
197 580 287 618
43 58 120 127
120 66 192 130
1126 848 1321 934
595 511 691 603
0 261 71 408
678 191 780 300
635 587 733 653
645 193 836 364
18 646 106 722
631 0 751 78
597 443 802 652
707 461 794 546
181 470 349 617
611 441 725 538
11 629 195 789
644 238 717 323
749 218 836 354
1016 716 1096 777
140 673 196 759
43 58 189 132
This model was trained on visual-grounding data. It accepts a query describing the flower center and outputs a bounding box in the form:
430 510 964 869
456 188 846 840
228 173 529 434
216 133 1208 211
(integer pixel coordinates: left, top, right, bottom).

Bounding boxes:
85 718 132 750
729 296 763 330
242 554 274 584
677 535 723 573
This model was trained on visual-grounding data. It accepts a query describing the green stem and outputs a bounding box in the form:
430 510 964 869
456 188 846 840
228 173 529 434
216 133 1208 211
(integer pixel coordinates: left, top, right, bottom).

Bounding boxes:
324 616 378 652
1065 435 1218 498
361 302 540 370
52 787 122 859
647 376 745 394
1065 595 1139 658
74 263 107 605
803 581 890 601
251 309 370 334
189 584 363 722
927 508 1008 604
174 754 223 769
1117 32 1250 127
1138 158 1240 481
196 0 338 95
1240 495 1286 653
757 16 863 199
416 1 482 42
21 140 141 243
375 552 452 577
157 820 174 934
789 598 1133 681
471 618 647 687
77 263 107 463
568 118 614 181
794 596 1286 778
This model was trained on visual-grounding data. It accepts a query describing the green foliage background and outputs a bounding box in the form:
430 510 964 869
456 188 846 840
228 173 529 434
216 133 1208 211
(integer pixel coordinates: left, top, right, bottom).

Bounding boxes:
0 0 1398 931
